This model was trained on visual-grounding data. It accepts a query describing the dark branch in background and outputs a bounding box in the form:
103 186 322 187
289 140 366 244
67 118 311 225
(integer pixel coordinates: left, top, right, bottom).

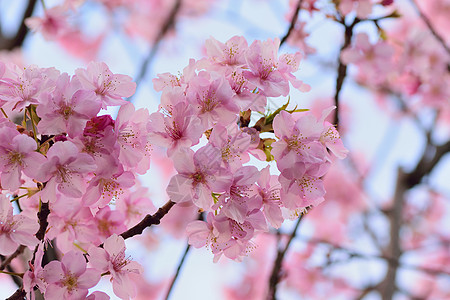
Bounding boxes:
333 17 359 130
279 0 303 47
164 244 191 300
129 0 182 102
0 246 26 271
405 140 450 188
6 201 52 299
120 200 176 240
164 212 203 300
6 289 26 300
409 0 450 56
267 214 305 300
377 132 450 298
0 0 37 50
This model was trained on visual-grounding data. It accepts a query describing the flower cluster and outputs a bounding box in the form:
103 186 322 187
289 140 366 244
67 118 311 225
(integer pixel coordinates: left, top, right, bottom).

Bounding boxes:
0 61 146 299
152 36 347 261
0 36 347 297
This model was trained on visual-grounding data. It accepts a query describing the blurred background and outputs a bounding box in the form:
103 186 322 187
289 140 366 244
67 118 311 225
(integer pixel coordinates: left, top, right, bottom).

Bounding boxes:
0 0 449 299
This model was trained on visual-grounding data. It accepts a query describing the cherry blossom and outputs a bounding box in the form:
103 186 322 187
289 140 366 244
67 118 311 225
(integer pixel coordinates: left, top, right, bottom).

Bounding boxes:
35 141 96 201
25 5 70 40
43 251 101 300
0 126 45 191
166 146 232 210
0 194 39 255
88 234 143 300
75 62 136 108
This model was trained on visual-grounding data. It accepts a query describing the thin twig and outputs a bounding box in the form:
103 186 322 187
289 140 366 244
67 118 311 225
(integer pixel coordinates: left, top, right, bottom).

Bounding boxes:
129 0 182 102
164 244 191 300
279 0 303 46
299 236 450 277
164 212 203 300
333 18 359 130
120 200 176 240
0 0 38 50
409 0 450 56
267 215 305 300
0 246 26 271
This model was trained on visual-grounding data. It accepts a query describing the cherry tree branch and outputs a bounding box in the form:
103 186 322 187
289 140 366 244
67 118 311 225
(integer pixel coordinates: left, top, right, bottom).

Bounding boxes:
164 243 191 300
279 0 303 47
333 17 359 130
164 212 202 300
120 200 176 240
35 202 50 241
6 201 52 299
6 289 26 300
267 214 305 300
0 0 37 50
409 0 450 56
302 236 450 277
0 246 25 271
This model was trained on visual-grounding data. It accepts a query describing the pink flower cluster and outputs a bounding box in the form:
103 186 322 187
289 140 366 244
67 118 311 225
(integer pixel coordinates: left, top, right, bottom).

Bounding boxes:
151 36 347 261
0 36 347 297
0 61 146 299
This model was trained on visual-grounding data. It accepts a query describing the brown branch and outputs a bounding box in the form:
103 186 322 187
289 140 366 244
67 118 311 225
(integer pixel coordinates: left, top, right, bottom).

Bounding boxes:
120 200 176 240
0 246 26 271
130 0 182 101
405 140 450 188
6 289 26 300
279 0 303 46
164 212 202 300
35 202 50 241
6 200 51 299
303 236 450 277
333 18 359 130
409 0 450 56
164 243 191 300
267 214 304 300
0 0 38 50
378 167 406 300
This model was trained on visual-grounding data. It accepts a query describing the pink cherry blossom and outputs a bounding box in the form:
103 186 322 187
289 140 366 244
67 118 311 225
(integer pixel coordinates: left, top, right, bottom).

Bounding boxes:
213 166 261 223
75 61 136 108
228 69 267 112
47 202 99 253
338 0 373 19
34 141 96 201
0 64 59 111
94 207 127 243
0 127 46 191
341 33 394 84
116 187 155 227
244 38 289 97
279 162 328 209
147 102 204 156
166 146 232 210
115 102 151 174
203 36 248 67
0 194 39 255
272 110 329 170
186 71 239 128
253 166 283 229
209 123 252 170
36 73 101 137
43 251 101 300
83 155 135 208
25 5 70 40
88 234 143 300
